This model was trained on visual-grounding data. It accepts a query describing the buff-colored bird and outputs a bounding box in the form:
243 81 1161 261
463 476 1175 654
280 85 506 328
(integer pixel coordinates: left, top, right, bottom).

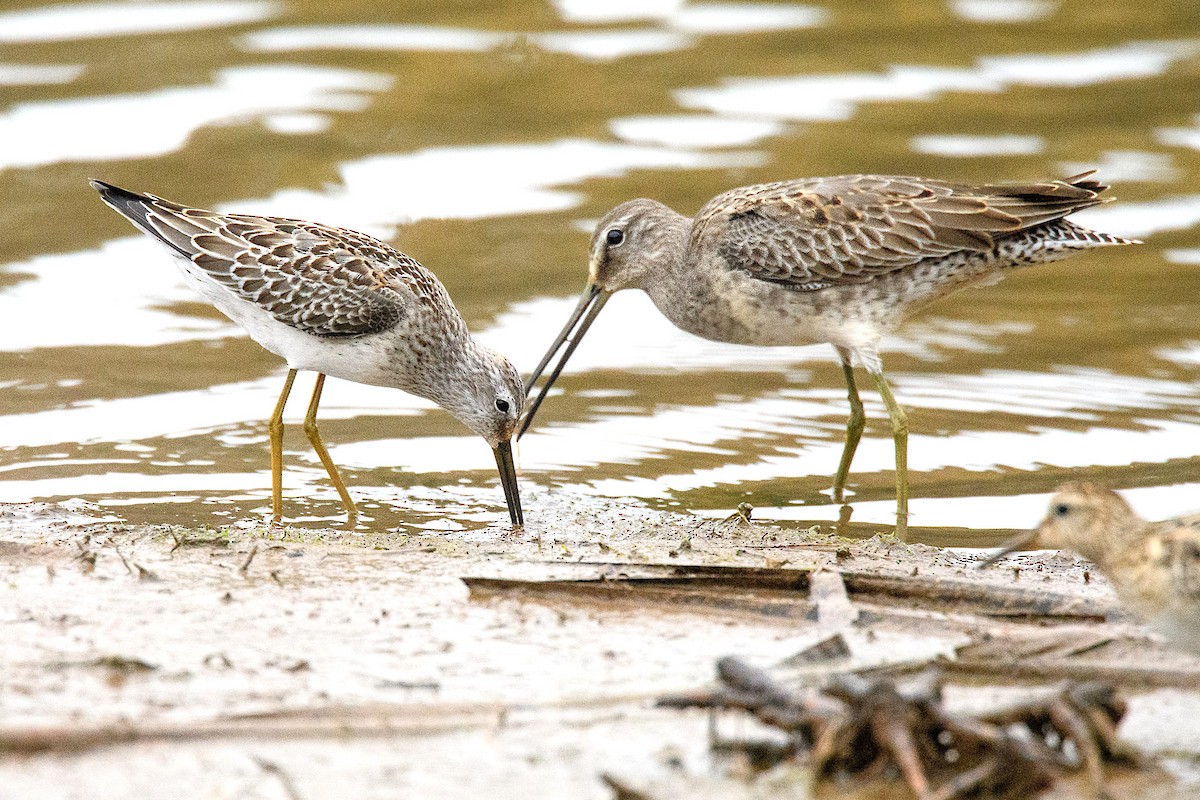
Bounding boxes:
982 482 1200 653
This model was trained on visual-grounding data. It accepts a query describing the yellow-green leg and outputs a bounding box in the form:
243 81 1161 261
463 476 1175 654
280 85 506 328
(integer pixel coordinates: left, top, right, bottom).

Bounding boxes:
268 369 298 523
303 373 358 525
869 369 909 540
832 348 865 504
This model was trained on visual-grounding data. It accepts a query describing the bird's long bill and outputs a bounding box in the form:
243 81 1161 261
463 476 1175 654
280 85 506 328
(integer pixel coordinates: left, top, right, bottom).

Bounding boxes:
493 440 524 528
977 529 1039 569
518 283 610 439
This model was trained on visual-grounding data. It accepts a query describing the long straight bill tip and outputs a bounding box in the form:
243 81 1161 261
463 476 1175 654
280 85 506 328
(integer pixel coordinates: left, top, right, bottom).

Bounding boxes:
494 440 523 529
977 530 1037 569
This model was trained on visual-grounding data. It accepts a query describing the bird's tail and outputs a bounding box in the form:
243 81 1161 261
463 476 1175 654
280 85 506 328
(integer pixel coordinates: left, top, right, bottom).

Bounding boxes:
1047 219 1141 248
90 179 203 259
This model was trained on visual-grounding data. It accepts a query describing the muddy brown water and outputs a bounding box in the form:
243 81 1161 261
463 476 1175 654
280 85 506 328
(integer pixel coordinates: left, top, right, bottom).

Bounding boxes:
0 0 1198 542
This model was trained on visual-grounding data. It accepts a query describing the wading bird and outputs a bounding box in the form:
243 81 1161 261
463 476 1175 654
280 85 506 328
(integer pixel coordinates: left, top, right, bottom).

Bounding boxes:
93 181 524 528
521 173 1134 537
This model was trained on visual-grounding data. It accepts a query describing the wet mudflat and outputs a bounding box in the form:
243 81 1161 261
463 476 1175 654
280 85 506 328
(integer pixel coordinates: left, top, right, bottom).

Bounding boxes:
4 496 1200 799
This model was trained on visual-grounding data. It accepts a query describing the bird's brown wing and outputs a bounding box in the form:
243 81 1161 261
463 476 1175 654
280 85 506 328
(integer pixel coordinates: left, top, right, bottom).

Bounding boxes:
690 173 1109 290
93 181 444 337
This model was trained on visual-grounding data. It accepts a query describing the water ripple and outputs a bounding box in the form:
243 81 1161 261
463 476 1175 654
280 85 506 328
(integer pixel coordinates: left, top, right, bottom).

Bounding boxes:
0 65 392 172
0 1 277 43
0 63 84 86
678 39 1200 121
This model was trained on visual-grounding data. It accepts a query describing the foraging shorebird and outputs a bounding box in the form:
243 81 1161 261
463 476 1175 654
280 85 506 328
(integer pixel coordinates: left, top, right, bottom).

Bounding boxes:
520 172 1135 537
91 180 524 528
982 482 1200 653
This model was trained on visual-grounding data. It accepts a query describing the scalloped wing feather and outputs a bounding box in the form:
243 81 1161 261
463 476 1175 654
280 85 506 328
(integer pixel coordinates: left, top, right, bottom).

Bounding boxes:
132 195 440 337
691 173 1110 290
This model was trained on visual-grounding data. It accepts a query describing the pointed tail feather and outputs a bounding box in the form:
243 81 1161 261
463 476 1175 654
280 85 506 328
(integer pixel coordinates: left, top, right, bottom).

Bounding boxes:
90 179 197 259
1053 219 1141 247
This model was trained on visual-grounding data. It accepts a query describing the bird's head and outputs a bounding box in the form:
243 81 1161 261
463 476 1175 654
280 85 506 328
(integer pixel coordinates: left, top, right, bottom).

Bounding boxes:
444 348 525 528
980 482 1141 569
587 198 686 292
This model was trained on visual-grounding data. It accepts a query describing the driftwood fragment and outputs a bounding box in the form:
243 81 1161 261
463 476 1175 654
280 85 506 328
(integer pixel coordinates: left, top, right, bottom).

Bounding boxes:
466 560 1113 621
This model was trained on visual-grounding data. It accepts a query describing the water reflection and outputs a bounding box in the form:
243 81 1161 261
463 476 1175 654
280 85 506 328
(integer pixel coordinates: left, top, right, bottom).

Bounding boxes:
241 25 508 54
0 237 234 350
911 134 1044 157
235 140 761 235
610 114 784 148
531 30 690 60
239 25 695 61
1159 115 1200 151
0 65 391 171
583 418 1200 500
714 481 1200 530
1059 151 1179 183
0 63 85 86
1074 195 1200 239
949 0 1058 23
0 1 276 43
678 39 1200 122
0 0 1197 538
240 9 826 61
551 0 827 32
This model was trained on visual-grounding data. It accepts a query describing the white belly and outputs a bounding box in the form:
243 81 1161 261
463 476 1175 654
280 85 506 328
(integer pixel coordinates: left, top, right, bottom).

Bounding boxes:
172 256 396 386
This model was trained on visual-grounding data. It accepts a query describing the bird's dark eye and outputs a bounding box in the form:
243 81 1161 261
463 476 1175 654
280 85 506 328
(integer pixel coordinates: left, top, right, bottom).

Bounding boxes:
1054 503 1070 517
495 398 511 413
605 228 624 246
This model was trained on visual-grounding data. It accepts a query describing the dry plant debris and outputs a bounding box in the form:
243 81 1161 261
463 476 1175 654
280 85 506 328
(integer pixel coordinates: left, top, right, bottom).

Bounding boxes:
659 657 1141 800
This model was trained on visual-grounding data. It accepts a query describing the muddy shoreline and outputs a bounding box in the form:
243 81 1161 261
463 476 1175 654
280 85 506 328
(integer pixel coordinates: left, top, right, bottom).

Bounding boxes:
3 493 1200 798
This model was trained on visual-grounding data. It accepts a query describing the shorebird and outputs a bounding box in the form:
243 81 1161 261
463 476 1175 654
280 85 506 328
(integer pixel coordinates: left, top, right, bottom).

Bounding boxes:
520 172 1135 537
981 482 1200 653
91 180 524 528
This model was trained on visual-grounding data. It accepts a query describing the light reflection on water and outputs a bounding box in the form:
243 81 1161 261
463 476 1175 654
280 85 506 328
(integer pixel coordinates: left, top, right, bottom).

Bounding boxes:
711 481 1200 529
911 134 1044 158
238 2 827 61
949 0 1058 23
677 39 1200 121
243 25 695 61
0 65 391 172
235 140 762 237
0 63 85 86
552 0 828 32
0 1 277 43
0 0 1197 540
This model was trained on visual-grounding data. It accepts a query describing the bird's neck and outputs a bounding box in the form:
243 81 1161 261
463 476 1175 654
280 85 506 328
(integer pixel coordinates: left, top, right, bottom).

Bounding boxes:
1082 508 1149 570
634 209 692 287
636 213 718 329
389 333 482 413
638 213 757 344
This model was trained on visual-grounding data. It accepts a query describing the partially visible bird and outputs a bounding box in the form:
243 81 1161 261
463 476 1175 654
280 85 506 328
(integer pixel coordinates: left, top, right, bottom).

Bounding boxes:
520 172 1136 537
981 482 1200 653
91 180 524 528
